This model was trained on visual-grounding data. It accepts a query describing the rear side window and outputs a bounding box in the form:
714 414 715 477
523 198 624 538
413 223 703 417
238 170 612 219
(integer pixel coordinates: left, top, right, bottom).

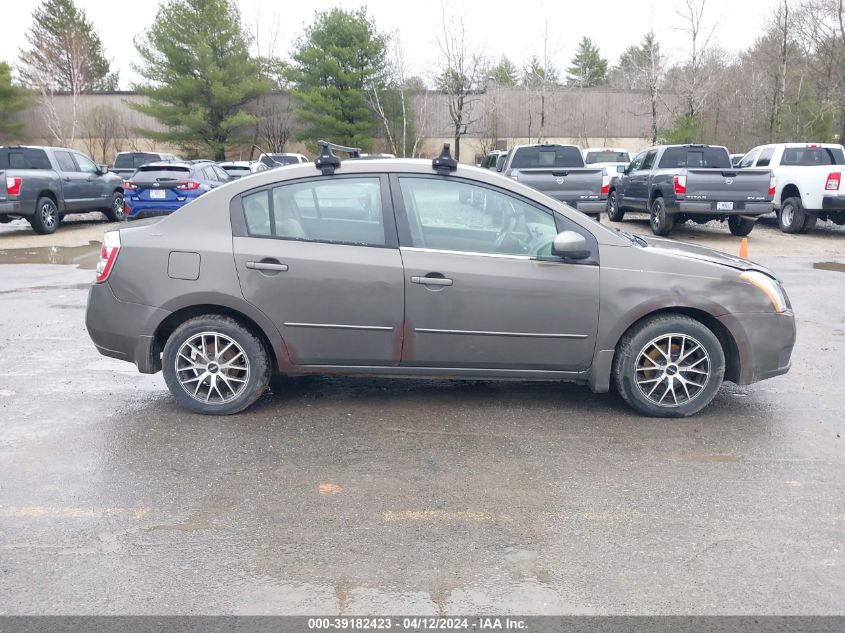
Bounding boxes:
658 147 732 169
510 146 584 169
641 150 658 170
585 151 630 164
781 147 845 166
755 148 775 167
0 148 51 169
54 151 77 172
133 166 191 181
242 177 386 247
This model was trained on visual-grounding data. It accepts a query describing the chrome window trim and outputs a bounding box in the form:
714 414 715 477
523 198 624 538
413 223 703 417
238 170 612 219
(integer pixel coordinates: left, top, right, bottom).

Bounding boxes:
400 246 534 261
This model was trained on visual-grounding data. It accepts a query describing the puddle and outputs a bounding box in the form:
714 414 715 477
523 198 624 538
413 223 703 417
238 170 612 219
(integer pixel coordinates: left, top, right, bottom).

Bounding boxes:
813 261 845 273
0 241 100 269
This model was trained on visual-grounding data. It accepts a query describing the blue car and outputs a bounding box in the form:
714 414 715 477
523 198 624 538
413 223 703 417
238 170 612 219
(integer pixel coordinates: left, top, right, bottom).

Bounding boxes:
124 161 231 219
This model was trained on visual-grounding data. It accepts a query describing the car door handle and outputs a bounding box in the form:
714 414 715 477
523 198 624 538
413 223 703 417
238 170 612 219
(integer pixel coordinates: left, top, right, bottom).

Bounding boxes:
411 275 453 286
246 261 288 272
63 177 71 182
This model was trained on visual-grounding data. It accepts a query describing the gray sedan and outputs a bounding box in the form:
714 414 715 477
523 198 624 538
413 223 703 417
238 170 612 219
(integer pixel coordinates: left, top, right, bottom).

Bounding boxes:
85 147 795 417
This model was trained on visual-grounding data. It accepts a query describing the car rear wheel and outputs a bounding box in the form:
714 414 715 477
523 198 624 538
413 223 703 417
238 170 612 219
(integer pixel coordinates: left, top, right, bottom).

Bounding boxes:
649 197 672 236
162 315 271 415
607 190 624 222
779 197 806 233
613 314 725 418
801 213 817 233
30 196 59 234
728 215 755 236
104 192 126 222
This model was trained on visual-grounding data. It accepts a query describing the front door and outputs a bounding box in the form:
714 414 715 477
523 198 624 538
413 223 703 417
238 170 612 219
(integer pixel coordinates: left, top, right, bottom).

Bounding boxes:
72 152 110 209
53 150 86 212
393 175 600 371
233 175 404 366
626 150 656 210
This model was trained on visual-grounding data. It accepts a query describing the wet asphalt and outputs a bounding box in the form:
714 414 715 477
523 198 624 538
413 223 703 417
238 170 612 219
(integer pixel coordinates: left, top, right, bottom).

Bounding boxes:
0 244 843 615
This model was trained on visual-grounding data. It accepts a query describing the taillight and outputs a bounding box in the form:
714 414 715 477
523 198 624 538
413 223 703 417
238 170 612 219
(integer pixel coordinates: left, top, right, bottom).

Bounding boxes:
95 231 120 283
123 180 137 190
769 175 776 198
6 176 22 196
825 172 841 191
673 175 687 195
601 172 610 196
176 180 200 190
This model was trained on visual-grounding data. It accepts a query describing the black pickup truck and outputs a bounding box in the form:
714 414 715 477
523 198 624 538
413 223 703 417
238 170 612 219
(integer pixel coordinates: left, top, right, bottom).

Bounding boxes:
0 146 125 234
607 144 774 236
501 144 608 219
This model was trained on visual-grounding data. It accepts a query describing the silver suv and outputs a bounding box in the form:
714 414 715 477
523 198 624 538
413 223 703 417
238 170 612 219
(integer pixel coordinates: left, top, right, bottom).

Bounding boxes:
85 145 795 417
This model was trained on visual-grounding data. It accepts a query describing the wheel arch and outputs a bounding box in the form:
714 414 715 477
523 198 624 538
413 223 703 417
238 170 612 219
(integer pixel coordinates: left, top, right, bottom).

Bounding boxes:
780 184 800 204
151 303 285 374
611 306 741 384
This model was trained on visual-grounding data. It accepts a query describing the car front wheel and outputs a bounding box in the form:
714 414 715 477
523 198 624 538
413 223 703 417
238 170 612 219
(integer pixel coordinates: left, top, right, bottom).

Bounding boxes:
104 192 126 222
613 314 725 417
162 315 271 415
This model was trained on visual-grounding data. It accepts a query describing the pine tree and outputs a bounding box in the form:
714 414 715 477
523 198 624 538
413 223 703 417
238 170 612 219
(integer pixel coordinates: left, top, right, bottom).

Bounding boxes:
489 56 519 86
131 0 272 160
287 8 388 151
565 37 608 88
0 62 29 141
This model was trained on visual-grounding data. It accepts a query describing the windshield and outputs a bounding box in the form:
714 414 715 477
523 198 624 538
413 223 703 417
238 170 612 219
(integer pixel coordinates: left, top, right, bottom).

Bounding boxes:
262 154 300 167
782 147 845 166
658 147 732 169
510 146 584 169
133 166 191 182
585 151 630 164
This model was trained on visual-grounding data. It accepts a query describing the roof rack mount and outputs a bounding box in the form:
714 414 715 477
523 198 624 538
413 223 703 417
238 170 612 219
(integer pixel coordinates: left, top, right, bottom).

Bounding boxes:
314 140 361 175
432 143 457 174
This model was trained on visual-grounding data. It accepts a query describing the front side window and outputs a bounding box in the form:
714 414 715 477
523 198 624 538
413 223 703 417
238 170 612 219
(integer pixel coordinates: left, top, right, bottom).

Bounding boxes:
398 177 558 257
627 152 645 172
739 149 760 168
54 151 77 172
74 153 98 174
242 177 386 247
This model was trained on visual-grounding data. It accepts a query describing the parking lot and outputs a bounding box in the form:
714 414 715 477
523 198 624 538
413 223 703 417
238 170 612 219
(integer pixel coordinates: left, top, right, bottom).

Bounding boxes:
0 213 843 614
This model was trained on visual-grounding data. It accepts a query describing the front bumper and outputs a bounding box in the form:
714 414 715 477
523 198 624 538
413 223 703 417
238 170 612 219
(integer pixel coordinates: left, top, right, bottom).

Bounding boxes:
676 201 773 216
718 311 796 385
86 281 170 373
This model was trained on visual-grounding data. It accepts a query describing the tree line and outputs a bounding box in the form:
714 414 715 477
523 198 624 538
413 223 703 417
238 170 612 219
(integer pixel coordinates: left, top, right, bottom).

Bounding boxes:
0 0 842 162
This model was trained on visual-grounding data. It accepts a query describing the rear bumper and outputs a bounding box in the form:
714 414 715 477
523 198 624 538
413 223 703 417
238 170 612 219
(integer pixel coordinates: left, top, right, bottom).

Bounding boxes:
85 281 170 373
571 200 606 216
676 201 773 216
0 200 32 218
717 311 796 385
821 195 845 211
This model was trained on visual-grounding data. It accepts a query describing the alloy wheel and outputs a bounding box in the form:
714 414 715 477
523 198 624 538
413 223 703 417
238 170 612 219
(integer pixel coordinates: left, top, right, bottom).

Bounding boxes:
175 332 250 404
41 202 57 229
634 333 711 407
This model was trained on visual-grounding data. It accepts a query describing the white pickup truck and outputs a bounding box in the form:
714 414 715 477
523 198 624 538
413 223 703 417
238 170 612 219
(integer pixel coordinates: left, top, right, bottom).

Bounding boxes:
737 143 845 233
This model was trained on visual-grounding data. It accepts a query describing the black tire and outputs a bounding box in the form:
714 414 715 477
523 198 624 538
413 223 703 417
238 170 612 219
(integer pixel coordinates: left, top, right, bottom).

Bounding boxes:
29 196 60 234
162 315 271 415
103 191 126 222
728 215 755 236
649 196 672 236
801 213 817 233
778 197 806 233
613 314 725 418
606 190 625 222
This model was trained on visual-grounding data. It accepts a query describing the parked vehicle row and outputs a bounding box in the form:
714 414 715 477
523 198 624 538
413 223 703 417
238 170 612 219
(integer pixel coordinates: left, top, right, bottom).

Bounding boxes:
85 143 796 418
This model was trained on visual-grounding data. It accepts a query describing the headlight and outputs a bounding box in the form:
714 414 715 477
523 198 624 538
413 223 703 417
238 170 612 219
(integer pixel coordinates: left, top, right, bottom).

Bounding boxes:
739 271 788 313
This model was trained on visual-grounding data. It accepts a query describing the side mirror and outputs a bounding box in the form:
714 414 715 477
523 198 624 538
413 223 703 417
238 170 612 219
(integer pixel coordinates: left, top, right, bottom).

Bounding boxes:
551 231 591 260
98 164 109 175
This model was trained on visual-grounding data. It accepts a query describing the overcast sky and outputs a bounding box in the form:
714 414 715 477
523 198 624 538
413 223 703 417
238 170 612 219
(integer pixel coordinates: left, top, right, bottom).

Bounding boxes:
2 0 782 89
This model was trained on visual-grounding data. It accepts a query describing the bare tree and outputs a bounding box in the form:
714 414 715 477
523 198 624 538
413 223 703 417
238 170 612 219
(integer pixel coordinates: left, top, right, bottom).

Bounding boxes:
80 103 126 163
674 0 721 120
522 21 561 143
435 6 486 161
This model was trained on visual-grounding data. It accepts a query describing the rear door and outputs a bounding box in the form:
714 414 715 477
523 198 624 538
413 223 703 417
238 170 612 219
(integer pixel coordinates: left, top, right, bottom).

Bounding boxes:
232 174 405 366
393 175 600 371
53 150 85 211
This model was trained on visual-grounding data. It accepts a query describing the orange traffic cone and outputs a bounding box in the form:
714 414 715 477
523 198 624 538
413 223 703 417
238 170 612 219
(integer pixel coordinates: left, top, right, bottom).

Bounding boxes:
739 238 748 259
